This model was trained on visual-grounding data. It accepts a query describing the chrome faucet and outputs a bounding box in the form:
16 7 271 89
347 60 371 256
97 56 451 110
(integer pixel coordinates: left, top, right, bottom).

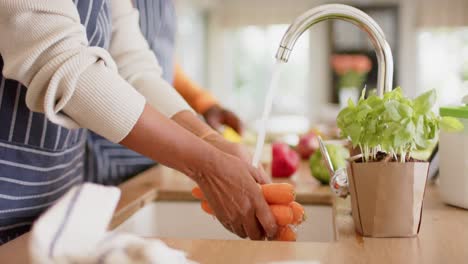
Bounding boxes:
276 4 394 96
276 4 395 197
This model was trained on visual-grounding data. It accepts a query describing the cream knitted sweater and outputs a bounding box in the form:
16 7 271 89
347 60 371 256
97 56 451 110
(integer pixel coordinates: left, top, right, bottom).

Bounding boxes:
0 0 192 143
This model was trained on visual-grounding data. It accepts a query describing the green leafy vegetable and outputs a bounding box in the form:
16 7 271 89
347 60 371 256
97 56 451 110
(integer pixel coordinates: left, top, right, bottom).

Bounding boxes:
309 144 349 184
336 88 464 162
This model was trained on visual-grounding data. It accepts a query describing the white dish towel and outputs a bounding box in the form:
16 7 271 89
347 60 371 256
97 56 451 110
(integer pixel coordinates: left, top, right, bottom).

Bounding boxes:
29 183 195 264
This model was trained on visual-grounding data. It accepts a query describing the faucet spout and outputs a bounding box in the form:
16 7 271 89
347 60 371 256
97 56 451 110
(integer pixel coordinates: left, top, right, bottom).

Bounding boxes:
276 4 393 95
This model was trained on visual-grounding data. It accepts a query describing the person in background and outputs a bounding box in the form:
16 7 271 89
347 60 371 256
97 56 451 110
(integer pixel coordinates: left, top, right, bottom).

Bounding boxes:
136 1 243 134
174 64 243 134
0 0 276 244
85 0 244 185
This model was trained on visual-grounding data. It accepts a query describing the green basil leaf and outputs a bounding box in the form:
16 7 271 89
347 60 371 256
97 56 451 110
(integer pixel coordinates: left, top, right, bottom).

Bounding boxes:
414 89 436 114
384 100 401 121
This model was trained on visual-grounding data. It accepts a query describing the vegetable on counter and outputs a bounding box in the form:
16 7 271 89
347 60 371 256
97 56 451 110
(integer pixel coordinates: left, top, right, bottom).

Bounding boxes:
309 143 349 184
296 132 320 160
191 183 305 241
221 126 242 143
272 142 300 178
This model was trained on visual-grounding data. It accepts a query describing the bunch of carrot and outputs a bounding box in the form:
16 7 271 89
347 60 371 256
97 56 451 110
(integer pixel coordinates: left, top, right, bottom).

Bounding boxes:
191 183 305 241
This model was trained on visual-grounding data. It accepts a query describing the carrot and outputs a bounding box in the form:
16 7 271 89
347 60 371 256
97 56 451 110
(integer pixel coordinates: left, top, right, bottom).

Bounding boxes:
194 183 296 205
192 186 205 200
261 183 295 205
201 200 214 215
270 205 294 226
198 200 294 227
276 225 297 241
199 202 298 242
290 201 306 224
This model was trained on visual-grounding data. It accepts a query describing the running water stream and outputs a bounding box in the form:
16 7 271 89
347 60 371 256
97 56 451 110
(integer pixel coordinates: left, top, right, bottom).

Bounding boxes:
252 60 285 168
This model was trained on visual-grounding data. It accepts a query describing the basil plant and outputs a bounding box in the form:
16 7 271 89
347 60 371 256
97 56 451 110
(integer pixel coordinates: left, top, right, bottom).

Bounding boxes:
337 88 463 162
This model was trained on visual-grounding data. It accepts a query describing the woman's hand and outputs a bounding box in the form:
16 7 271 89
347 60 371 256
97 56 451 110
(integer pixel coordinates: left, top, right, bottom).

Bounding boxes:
121 107 277 240
195 151 278 240
203 133 270 184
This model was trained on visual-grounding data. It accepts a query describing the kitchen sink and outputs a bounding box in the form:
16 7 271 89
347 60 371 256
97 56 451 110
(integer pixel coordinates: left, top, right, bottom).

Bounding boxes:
115 201 334 242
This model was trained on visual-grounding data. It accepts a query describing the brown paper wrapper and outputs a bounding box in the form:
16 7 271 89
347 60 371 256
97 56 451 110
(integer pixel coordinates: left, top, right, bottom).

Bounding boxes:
347 161 429 237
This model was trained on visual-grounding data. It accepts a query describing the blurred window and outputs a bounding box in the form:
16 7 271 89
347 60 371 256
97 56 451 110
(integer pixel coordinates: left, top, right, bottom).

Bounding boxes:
418 28 468 107
222 25 310 122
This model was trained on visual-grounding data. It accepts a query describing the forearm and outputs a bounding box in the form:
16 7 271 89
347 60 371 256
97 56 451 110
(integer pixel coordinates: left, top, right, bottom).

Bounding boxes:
173 64 218 114
171 110 217 138
120 105 218 179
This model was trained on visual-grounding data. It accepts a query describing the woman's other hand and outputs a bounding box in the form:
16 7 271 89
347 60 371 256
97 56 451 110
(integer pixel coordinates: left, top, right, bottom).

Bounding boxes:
203 105 243 135
203 132 270 184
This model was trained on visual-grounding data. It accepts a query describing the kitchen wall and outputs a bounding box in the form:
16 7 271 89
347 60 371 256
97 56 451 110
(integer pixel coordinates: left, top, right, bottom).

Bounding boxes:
173 0 467 122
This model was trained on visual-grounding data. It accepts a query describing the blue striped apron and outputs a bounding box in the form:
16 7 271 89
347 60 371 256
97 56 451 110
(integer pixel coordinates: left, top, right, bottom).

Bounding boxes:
85 0 176 185
0 0 112 244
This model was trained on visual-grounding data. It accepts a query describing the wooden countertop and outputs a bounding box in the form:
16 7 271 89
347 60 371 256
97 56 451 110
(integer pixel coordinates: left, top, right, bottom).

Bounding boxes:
2 163 468 264
103 165 468 264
